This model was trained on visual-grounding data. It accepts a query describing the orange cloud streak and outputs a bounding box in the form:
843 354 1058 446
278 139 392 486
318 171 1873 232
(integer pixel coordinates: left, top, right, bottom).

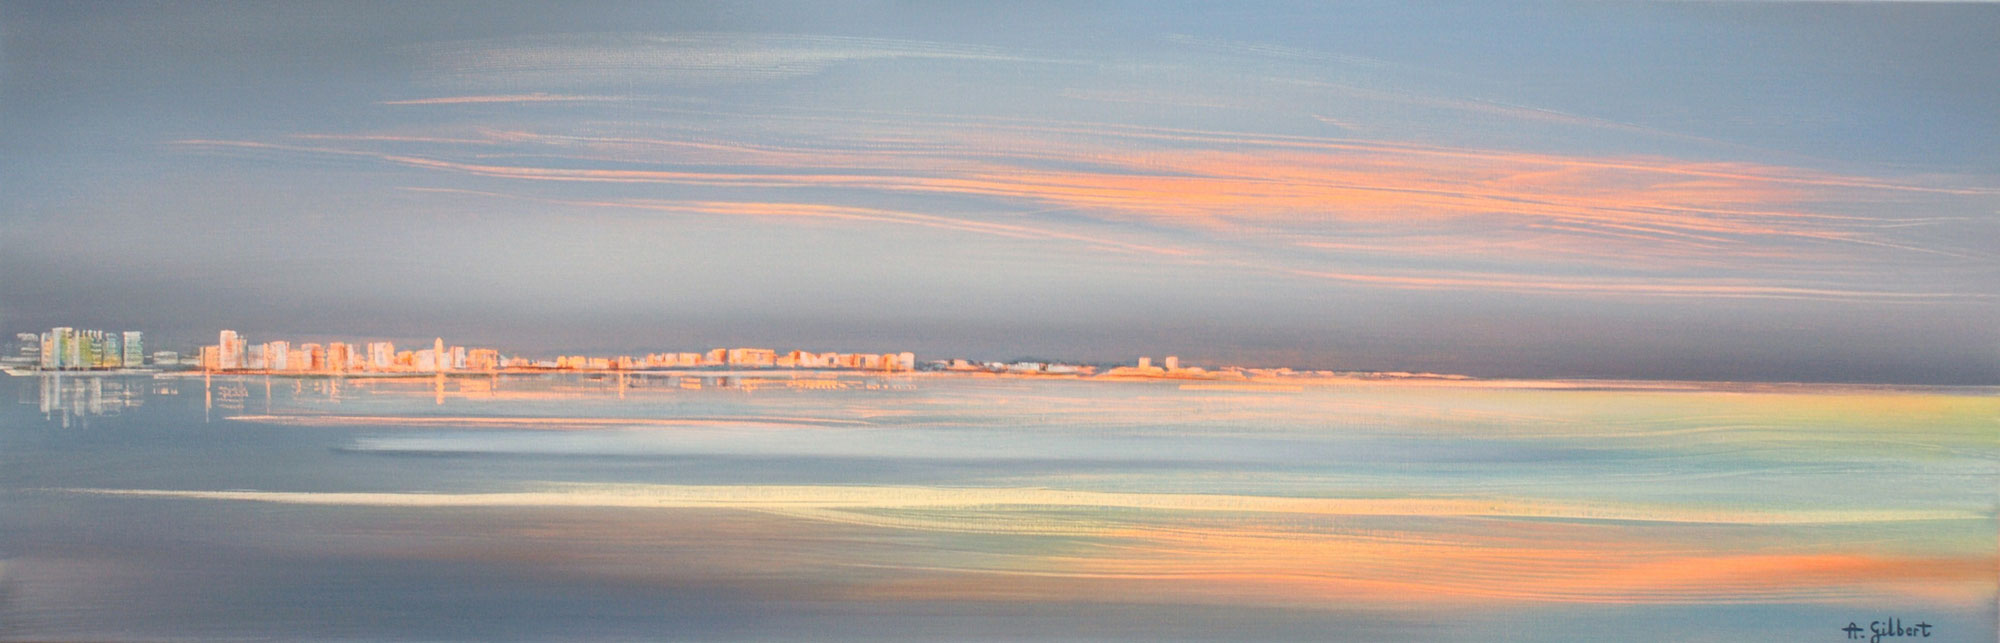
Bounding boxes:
173 122 1992 301
175 132 1970 254
379 93 624 105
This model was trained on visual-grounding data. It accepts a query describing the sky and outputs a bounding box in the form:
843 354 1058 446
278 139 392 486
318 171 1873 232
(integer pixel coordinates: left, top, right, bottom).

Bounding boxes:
1 1 1996 383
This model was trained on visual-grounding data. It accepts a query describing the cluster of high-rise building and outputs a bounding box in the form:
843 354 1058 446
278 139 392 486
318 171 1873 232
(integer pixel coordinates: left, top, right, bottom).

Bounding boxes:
31 327 144 370
200 331 495 373
198 330 918 373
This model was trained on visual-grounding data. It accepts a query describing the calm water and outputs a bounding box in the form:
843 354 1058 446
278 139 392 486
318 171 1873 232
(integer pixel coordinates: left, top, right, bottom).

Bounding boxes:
2 372 1994 641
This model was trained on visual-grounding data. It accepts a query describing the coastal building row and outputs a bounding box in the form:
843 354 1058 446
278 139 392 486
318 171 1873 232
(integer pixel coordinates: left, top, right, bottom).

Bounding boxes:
199 330 916 373
202 332 499 373
15 329 1240 380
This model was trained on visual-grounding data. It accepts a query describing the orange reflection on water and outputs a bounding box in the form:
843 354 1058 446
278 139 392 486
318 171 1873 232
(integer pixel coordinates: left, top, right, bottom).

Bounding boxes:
228 414 870 429
855 520 1992 608
70 483 1993 609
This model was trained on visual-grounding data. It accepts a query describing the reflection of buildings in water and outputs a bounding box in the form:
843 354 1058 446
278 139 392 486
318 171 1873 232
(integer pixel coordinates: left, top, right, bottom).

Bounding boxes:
290 377 343 400
201 372 919 411
202 375 351 418
660 374 918 392
200 375 256 421
213 380 249 411
27 373 146 428
456 377 494 395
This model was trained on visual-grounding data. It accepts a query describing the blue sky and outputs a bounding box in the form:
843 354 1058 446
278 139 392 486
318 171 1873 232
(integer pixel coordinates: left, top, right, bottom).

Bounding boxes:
2 1 1996 382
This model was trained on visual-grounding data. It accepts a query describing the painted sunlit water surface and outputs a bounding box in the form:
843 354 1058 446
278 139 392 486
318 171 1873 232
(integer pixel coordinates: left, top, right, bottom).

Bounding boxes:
2 372 1992 641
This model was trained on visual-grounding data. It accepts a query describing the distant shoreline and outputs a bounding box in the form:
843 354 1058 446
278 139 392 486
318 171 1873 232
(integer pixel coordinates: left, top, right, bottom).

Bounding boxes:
2 366 160 377
8 365 1994 393
148 368 913 379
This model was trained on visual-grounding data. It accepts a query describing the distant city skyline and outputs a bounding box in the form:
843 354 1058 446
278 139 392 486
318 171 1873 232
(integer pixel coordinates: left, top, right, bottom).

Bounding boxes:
3 3 1996 384
4 324 1340 380
191 328 921 373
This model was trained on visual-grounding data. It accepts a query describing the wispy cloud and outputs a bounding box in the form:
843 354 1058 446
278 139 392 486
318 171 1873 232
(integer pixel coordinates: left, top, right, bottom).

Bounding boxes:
235 130 1980 253
171 101 1996 304
398 187 1202 257
1278 267 1982 302
409 32 1068 87
379 93 625 106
